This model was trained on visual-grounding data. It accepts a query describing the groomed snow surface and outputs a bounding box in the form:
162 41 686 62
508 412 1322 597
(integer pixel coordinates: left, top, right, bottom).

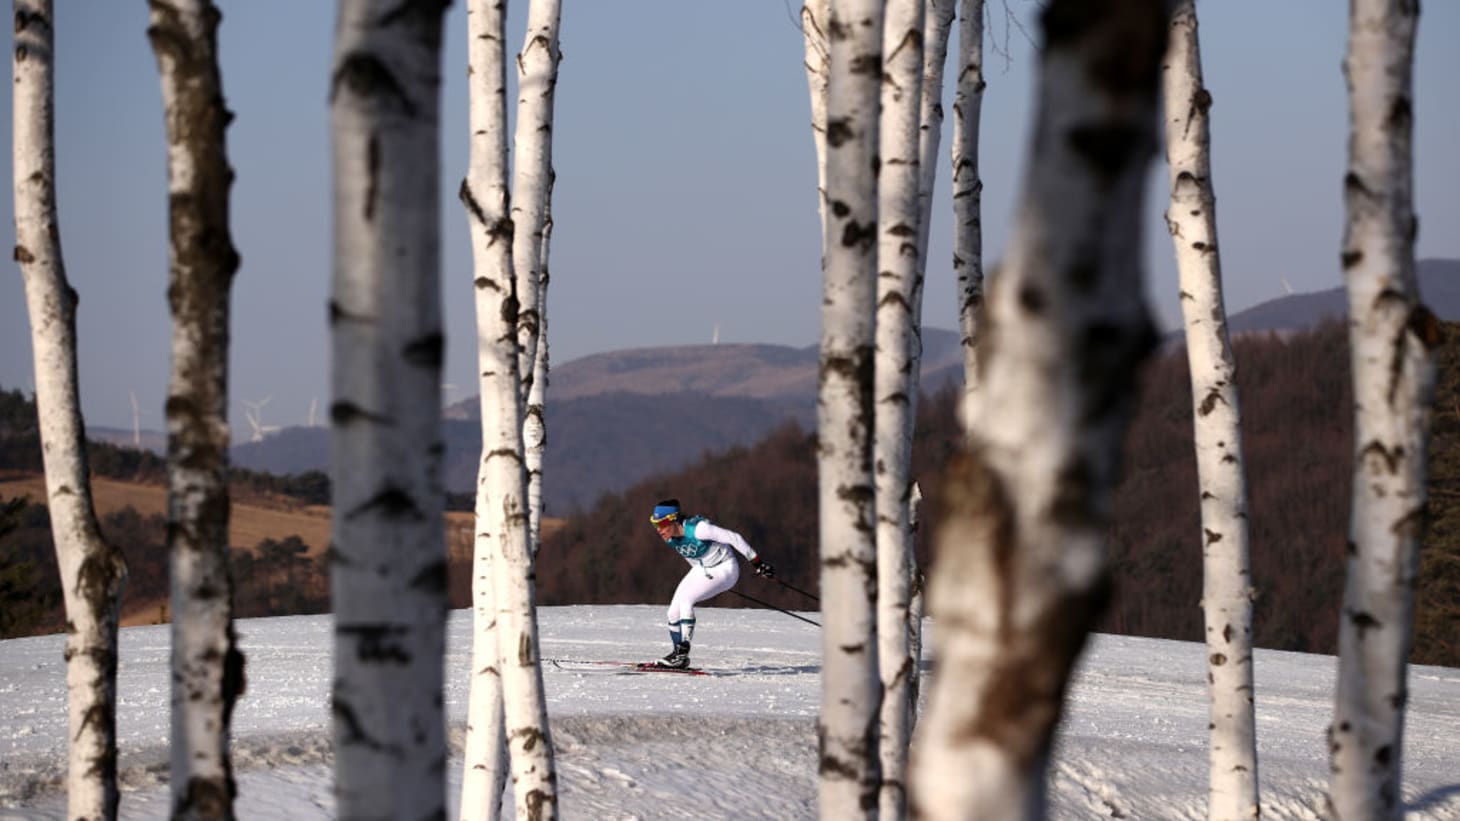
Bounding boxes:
2 605 1457 819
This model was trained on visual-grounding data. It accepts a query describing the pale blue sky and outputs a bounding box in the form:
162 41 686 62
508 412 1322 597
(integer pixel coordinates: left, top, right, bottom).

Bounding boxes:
2 2 1457 435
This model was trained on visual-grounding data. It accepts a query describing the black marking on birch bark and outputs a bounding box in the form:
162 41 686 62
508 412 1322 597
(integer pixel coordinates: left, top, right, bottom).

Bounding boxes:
1018 284 1046 314
339 623 414 664
177 775 236 821
330 400 393 426
826 118 854 148
1209 652 1227 666
12 245 34 263
1358 439 1402 475
459 178 486 225
402 332 444 368
1068 124 1148 185
378 0 451 29
365 133 382 222
330 51 416 116
331 698 398 753
1347 609 1380 638
410 559 447 595
1197 387 1226 416
830 199 851 218
525 787 558 821
1340 249 1363 270
346 484 425 522
1204 528 1222 545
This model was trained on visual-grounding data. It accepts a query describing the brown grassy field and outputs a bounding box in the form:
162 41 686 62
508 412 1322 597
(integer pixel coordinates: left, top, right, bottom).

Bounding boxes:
1 471 560 627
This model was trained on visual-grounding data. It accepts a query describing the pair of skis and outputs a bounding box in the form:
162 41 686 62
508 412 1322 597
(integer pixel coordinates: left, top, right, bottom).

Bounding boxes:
547 658 711 677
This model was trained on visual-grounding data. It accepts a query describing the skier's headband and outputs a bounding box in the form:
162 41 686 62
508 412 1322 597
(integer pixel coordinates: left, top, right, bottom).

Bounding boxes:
650 504 681 525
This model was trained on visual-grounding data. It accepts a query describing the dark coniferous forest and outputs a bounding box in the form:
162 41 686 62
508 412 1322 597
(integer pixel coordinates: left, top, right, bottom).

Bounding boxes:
3 320 1458 666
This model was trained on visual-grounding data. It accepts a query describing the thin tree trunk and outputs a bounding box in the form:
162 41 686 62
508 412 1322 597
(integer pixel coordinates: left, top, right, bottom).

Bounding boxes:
953 0 986 413
1160 3 1260 818
819 2 884 818
147 2 244 817
875 1 926 817
525 199 551 551
908 2 1167 818
801 0 830 239
500 3 560 813
510 0 561 416
328 2 450 817
1328 1 1437 818
12 4 127 817
458 2 560 817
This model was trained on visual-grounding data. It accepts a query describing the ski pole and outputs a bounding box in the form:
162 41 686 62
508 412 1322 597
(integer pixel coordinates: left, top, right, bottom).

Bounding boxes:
767 576 819 603
730 590 820 628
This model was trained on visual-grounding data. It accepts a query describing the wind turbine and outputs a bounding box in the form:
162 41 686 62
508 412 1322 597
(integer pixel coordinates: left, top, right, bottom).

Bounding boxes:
242 397 279 443
1281 276 1295 296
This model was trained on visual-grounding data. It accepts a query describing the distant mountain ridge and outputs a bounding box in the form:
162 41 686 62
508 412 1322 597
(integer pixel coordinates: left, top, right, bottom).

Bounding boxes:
233 259 1459 511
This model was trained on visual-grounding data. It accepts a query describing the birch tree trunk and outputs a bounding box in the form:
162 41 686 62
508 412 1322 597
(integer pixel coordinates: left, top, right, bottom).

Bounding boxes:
908 2 1167 818
875 2 926 817
525 200 551 551
818 2 883 818
496 4 560 813
458 2 560 817
1328 1 1437 817
147 3 245 817
906 0 955 718
12 4 128 817
329 3 449 817
1161 4 1260 818
953 0 986 414
801 0 830 237
458 8 513 816
510 0 561 419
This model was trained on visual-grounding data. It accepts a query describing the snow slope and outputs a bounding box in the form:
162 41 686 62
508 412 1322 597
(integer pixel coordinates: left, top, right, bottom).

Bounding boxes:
2 606 1457 819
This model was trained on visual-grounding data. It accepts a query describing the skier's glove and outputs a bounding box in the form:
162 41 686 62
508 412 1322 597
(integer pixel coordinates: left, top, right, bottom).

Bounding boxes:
751 558 775 578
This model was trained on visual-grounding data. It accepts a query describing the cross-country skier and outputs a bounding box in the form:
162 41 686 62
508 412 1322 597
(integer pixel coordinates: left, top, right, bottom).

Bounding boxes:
648 498 774 669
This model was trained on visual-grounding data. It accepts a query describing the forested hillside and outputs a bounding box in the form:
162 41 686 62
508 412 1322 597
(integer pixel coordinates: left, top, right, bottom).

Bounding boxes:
538 320 1460 667
5 320 1458 665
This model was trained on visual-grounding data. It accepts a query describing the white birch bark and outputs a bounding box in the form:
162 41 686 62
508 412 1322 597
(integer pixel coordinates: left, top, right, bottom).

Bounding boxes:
459 2 560 817
819 2 884 818
1328 1 1436 818
915 0 955 266
908 2 1167 818
12 4 128 817
802 0 831 237
147 2 245 817
875 2 926 817
457 22 512 821
525 199 551 551
907 0 955 719
510 0 561 413
953 0 986 416
1161 4 1260 818
329 3 449 817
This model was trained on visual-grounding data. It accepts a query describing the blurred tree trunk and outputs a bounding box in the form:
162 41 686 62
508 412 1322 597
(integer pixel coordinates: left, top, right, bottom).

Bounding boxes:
11 4 128 817
328 2 449 817
953 0 986 416
908 1 1167 818
817 2 884 818
147 2 245 817
1328 1 1437 818
875 0 927 817
458 2 562 818
1160 3 1260 818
